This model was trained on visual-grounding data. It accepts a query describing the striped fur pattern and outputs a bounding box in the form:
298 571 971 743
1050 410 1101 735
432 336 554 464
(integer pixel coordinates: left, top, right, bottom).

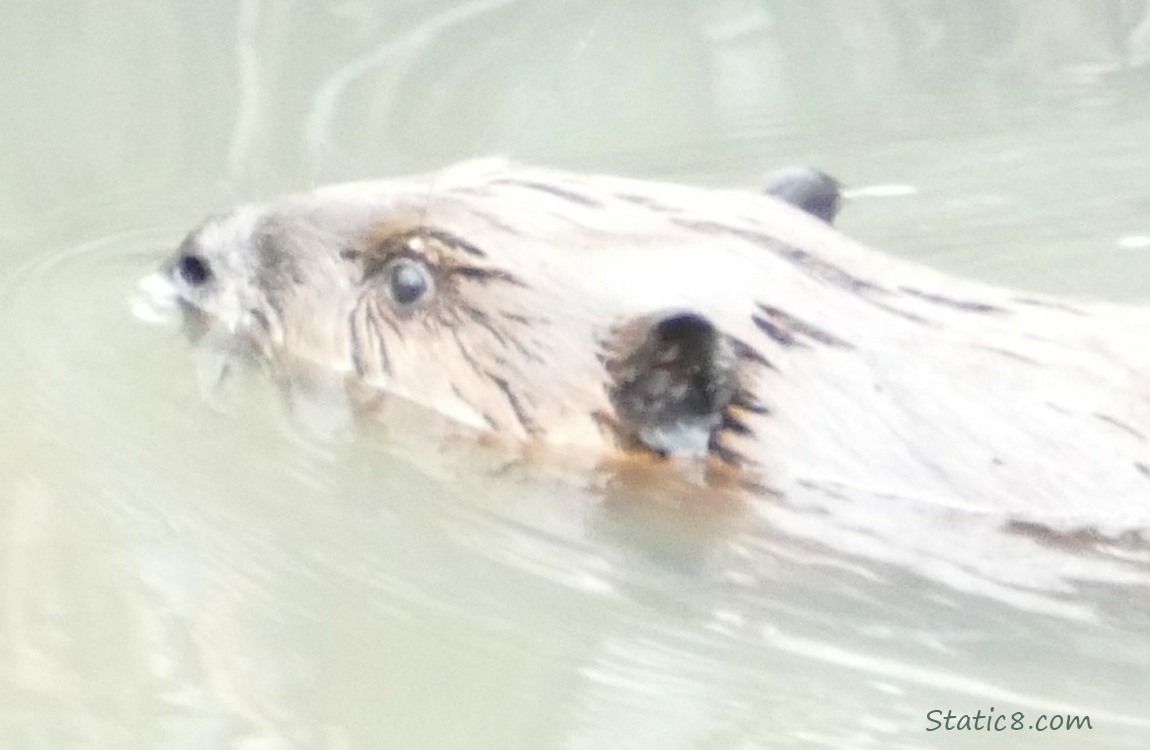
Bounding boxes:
162 159 1150 527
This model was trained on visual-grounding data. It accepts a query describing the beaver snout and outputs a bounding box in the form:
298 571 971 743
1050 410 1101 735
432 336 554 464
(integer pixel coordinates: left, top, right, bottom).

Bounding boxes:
157 239 215 340
164 230 217 302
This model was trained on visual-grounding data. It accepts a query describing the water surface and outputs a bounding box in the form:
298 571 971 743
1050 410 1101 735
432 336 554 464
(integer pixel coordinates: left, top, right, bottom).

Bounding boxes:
3 1 1150 748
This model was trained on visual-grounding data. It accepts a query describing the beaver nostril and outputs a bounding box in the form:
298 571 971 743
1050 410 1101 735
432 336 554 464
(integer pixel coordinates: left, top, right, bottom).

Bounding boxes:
176 253 212 287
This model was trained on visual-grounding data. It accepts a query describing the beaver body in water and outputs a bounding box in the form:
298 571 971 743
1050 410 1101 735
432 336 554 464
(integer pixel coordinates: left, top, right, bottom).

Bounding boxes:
158 159 1150 531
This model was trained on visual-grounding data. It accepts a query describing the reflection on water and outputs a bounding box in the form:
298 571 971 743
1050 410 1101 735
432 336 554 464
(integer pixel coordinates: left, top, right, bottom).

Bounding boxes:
3 1 1150 748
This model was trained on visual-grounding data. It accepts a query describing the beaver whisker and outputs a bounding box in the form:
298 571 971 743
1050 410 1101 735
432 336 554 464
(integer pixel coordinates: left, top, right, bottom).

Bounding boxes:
753 313 800 348
247 307 274 337
678 219 884 297
719 411 754 437
728 337 775 372
899 286 1007 315
451 265 526 287
422 228 487 258
728 388 770 416
458 304 545 364
459 304 509 347
449 327 486 376
352 302 395 377
349 315 369 377
754 304 852 350
451 384 498 431
499 311 545 326
368 298 406 343
489 177 603 208
373 319 395 378
1013 297 1088 315
486 372 539 437
707 439 751 470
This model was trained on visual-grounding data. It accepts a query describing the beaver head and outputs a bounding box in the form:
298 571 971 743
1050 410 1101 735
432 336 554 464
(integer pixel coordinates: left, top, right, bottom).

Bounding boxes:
158 162 780 462
157 160 1150 523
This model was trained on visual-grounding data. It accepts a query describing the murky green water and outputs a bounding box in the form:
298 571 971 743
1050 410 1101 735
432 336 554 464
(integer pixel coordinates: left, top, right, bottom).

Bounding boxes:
3 1 1150 748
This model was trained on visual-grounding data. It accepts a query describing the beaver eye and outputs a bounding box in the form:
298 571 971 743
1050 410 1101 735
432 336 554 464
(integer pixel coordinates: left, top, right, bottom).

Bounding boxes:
386 258 433 309
176 253 212 287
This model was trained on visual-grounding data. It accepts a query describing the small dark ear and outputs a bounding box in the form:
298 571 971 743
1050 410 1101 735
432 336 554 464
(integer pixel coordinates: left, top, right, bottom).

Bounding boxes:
764 166 842 224
604 310 737 456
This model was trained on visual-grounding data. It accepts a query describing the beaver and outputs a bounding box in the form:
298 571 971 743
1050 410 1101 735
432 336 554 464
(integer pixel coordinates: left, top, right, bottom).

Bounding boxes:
156 159 1150 530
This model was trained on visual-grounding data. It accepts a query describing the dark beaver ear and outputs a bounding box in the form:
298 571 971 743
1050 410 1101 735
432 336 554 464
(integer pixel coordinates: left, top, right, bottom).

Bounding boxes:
764 166 842 224
604 310 737 456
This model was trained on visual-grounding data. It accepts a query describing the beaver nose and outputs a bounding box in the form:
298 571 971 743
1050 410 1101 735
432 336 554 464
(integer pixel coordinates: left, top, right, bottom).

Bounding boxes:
175 252 213 287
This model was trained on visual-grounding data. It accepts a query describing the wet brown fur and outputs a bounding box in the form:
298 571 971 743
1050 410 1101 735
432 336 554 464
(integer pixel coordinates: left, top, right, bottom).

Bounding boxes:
162 159 1150 532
